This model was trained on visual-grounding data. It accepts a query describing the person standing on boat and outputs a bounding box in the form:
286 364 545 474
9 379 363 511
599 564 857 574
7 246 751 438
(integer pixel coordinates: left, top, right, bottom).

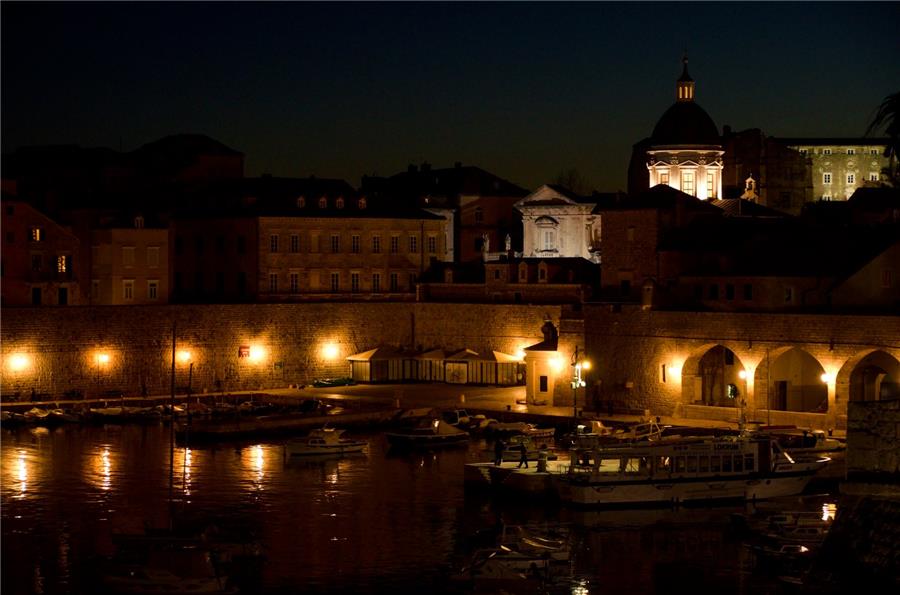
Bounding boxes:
517 442 529 469
494 439 505 466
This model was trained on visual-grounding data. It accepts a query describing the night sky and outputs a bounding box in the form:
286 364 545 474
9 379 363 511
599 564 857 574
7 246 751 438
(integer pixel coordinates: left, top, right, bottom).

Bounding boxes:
2 2 898 192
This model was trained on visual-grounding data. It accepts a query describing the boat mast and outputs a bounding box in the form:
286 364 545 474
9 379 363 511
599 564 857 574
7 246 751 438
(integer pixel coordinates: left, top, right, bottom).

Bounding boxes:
169 321 176 529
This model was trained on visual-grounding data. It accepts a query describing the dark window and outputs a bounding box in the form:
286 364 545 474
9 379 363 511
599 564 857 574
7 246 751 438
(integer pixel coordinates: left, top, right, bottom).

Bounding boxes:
58 287 68 305
540 268 547 281
694 284 703 299
216 271 225 293
539 375 548 393
175 236 184 256
725 284 734 300
31 287 42 305
216 236 225 254
174 272 183 292
237 272 247 295
620 279 630 294
708 284 719 299
195 271 203 292
31 254 42 271
743 284 753 300
494 270 500 280
237 236 246 255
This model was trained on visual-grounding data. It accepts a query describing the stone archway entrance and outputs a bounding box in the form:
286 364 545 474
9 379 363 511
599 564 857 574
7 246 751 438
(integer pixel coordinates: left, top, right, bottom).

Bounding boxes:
682 345 747 408
767 347 827 412
846 350 900 402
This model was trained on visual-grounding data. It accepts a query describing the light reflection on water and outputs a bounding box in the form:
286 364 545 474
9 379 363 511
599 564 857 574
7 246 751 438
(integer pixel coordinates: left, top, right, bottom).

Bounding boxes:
1 424 843 594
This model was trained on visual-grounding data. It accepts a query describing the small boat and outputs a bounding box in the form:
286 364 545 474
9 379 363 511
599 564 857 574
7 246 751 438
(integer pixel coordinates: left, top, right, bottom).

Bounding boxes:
488 421 555 439
770 429 845 454
285 428 367 456
385 417 469 449
556 434 829 507
312 377 356 388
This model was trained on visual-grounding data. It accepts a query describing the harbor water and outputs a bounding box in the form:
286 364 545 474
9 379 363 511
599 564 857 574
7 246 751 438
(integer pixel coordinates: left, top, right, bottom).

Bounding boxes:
1 423 838 594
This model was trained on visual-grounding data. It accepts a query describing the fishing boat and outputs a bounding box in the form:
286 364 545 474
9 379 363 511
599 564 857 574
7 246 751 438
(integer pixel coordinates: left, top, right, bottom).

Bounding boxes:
385 417 469 448
285 427 367 456
556 434 828 506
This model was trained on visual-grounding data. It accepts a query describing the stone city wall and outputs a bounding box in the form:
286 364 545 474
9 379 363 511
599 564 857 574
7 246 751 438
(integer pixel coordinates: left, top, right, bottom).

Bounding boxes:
581 306 900 428
0 303 559 400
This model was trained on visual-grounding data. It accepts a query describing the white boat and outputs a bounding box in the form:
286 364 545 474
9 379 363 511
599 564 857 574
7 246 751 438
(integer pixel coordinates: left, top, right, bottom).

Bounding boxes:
385 417 469 448
285 428 367 456
556 434 829 507
771 429 845 454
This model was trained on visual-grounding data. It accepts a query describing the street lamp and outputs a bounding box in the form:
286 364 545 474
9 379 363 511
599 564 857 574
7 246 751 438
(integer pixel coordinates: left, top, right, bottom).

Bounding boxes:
571 346 589 418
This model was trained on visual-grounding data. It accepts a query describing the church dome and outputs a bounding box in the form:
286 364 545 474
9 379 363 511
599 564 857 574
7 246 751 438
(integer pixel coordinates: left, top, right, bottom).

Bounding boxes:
650 101 720 147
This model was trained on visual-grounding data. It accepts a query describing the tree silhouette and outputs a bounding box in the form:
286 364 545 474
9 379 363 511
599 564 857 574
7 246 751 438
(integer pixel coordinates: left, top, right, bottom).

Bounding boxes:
866 91 900 185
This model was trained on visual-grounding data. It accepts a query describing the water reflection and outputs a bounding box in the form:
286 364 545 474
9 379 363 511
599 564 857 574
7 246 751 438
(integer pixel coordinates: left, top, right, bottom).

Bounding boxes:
89 445 113 492
16 449 28 498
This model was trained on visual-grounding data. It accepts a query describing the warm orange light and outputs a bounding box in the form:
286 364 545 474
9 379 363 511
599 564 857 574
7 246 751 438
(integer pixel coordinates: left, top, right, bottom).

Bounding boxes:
322 343 340 360
177 350 192 364
248 346 266 363
8 353 30 372
738 370 748 380
96 353 110 365
550 357 565 372
514 350 526 361
581 360 591 371
820 372 834 383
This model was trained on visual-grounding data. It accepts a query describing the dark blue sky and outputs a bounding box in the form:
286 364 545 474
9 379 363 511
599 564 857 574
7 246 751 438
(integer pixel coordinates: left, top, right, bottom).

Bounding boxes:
3 2 899 191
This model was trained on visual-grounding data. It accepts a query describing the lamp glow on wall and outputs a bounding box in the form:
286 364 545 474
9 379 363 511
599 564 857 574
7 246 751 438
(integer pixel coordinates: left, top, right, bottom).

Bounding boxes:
321 343 340 361
738 370 748 380
550 356 565 372
177 350 192 364
820 372 835 384
96 352 110 366
8 353 31 373
248 346 266 363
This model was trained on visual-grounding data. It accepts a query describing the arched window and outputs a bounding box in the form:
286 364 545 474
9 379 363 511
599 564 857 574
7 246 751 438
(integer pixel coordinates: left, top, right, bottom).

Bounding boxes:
296 196 305 208
318 196 327 209
134 216 144 229
336 196 345 209
358 197 367 210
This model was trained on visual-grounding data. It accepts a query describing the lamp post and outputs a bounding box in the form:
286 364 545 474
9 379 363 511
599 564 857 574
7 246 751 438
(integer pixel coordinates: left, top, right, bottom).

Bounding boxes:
571 346 589 419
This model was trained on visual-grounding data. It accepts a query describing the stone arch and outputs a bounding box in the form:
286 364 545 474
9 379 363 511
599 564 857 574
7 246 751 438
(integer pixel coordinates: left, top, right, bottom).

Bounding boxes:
762 346 828 412
681 343 747 408
837 349 900 403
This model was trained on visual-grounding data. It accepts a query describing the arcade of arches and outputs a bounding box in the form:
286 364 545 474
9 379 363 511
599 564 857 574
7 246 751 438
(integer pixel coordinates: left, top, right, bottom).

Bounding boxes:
680 344 900 422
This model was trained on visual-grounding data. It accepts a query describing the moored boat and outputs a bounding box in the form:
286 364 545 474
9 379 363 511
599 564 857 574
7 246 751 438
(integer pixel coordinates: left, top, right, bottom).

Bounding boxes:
556 434 828 507
285 427 367 456
385 417 469 448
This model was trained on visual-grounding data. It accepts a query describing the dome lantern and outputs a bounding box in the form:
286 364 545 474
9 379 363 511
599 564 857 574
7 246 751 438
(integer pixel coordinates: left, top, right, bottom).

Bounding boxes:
676 55 694 102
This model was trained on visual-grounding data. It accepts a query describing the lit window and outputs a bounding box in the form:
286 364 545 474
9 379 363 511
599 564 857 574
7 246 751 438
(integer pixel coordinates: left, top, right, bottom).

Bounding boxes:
269 273 278 293
148 280 158 300
330 272 340 292
351 235 360 253
30 227 43 242
372 235 381 254
270 235 279 253
823 173 832 185
542 230 556 251
409 235 418 253
123 280 134 301
659 171 669 185
331 234 340 253
318 197 327 209
57 255 68 273
336 197 344 209
358 197 367 209
681 171 695 196
290 272 299 293
707 172 715 198
290 234 299 253
846 174 855 185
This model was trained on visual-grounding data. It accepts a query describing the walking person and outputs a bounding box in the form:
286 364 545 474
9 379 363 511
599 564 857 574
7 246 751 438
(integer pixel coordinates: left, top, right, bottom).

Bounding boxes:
494 439 505 466
517 442 529 469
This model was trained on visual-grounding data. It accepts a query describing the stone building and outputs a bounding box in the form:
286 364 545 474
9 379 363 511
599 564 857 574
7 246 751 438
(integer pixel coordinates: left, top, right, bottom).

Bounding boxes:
172 176 446 302
88 213 169 305
515 184 601 261
361 163 528 263
1 199 81 306
777 138 889 201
